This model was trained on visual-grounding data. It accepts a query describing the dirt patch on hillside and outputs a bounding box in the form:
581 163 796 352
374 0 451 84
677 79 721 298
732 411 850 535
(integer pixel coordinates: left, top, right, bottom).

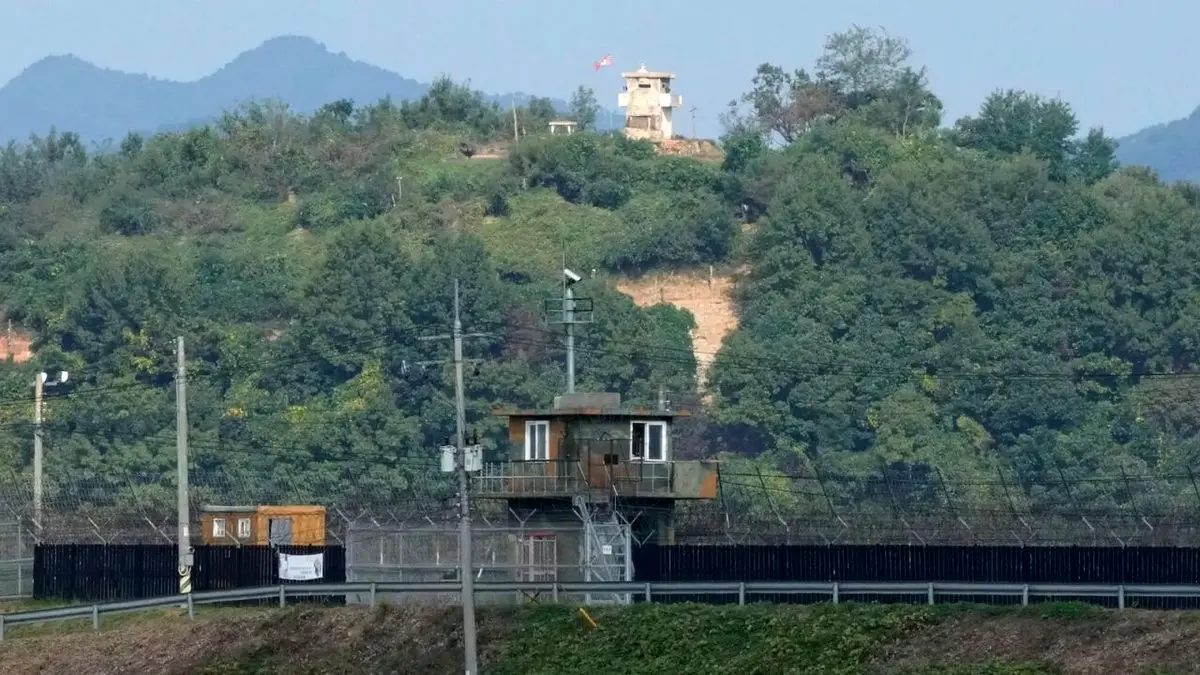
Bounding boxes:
0 604 517 675
874 609 1200 674
0 328 33 363
655 138 724 162
615 269 739 389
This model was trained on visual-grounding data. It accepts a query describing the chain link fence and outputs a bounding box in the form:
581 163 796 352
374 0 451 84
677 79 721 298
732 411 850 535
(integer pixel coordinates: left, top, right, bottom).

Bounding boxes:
345 519 634 606
0 520 32 599
4 464 1200 548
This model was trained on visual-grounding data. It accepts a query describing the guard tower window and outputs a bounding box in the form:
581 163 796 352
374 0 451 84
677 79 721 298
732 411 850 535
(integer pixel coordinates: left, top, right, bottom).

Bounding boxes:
525 420 549 460
626 116 657 130
631 421 667 462
638 81 652 88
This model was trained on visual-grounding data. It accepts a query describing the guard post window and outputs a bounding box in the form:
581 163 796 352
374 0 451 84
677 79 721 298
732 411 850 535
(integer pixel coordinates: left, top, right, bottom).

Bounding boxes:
631 421 667 462
525 420 549 460
212 517 226 538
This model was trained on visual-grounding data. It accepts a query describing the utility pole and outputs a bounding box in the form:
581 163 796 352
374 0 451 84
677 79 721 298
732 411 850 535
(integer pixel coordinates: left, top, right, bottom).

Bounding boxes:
452 281 477 675
419 279 488 675
32 370 67 533
511 96 520 148
32 374 43 532
176 336 192 595
690 106 697 139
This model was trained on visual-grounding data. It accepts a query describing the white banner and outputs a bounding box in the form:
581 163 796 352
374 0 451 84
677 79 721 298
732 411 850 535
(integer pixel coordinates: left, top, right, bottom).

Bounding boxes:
278 552 324 581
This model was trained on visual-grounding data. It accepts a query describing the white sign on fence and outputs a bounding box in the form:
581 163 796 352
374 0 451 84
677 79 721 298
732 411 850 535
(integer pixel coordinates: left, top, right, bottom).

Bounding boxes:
278 552 324 581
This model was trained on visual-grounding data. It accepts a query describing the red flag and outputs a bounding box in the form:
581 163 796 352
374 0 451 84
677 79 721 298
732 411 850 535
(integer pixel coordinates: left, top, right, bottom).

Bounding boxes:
593 54 613 71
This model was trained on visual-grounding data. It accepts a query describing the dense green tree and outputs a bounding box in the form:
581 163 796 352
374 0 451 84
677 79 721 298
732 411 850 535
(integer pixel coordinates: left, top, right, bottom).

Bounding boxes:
569 86 600 131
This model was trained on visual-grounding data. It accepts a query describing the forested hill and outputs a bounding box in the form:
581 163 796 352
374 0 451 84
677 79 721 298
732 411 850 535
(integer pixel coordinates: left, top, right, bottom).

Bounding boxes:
0 25 1195 527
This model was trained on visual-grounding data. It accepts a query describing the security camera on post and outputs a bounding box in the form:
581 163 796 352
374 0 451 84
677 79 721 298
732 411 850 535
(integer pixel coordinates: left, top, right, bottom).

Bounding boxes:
545 268 594 394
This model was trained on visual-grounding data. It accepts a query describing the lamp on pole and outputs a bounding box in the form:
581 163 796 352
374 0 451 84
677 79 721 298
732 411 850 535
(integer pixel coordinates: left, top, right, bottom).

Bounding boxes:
33 370 68 532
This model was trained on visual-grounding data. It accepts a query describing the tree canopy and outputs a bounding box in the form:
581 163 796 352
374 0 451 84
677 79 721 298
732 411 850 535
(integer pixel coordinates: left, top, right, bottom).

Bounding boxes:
0 25 1193 537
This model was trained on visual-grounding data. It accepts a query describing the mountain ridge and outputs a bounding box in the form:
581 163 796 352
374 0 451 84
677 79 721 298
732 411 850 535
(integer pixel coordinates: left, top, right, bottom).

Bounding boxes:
1114 105 1200 182
0 35 599 145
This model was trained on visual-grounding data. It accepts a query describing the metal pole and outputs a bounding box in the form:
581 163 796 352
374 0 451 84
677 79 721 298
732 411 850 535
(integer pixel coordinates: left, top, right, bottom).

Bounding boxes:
453 280 479 675
565 285 575 393
32 374 43 532
176 337 192 594
512 96 520 148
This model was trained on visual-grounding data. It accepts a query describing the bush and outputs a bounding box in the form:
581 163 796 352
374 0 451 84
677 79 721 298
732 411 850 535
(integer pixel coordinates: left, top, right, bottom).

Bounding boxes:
605 192 737 271
98 190 157 235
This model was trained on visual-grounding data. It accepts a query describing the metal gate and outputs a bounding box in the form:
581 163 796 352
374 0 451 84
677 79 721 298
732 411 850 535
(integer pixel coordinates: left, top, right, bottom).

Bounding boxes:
517 532 558 582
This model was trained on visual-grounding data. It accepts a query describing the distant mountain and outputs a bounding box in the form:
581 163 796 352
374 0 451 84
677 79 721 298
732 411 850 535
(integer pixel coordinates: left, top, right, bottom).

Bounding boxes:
0 35 608 145
1116 107 1200 183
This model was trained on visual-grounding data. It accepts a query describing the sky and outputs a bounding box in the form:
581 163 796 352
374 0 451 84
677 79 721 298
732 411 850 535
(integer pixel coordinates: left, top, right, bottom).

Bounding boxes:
0 0 1196 139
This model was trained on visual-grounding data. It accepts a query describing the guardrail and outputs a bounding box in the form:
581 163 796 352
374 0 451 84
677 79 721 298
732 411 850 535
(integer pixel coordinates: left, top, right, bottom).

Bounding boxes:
4 580 1200 640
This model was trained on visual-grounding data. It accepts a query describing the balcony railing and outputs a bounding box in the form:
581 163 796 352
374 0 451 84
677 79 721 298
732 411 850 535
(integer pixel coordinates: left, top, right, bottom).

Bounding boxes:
473 459 677 499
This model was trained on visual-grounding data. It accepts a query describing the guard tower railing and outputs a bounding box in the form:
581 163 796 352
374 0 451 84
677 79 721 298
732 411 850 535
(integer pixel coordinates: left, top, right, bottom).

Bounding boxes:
472 439 716 500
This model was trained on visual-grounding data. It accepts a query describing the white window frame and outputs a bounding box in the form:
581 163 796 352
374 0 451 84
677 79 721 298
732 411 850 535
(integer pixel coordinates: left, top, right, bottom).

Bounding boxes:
630 420 669 462
212 517 226 538
237 517 252 539
525 420 550 461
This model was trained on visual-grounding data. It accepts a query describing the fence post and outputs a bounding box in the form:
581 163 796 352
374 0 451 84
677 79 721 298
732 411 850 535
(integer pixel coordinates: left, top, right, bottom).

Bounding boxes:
91 604 100 631
0 613 5 641
16 564 21 597
278 585 286 608
643 582 651 603
832 582 839 605
187 592 195 619
369 582 377 608
738 582 745 606
1022 584 1029 606
1118 585 1125 610
551 584 559 603
927 582 935 606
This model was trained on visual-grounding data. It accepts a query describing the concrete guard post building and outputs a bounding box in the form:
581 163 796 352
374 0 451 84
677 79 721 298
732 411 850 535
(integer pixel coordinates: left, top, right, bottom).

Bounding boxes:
617 65 682 142
473 391 718 601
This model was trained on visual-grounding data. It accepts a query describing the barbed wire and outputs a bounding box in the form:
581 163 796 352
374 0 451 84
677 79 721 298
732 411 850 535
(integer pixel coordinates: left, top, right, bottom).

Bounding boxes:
7 464 1200 547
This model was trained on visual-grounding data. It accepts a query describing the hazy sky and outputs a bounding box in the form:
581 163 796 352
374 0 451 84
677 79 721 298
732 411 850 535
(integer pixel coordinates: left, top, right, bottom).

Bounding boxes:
0 0 1195 138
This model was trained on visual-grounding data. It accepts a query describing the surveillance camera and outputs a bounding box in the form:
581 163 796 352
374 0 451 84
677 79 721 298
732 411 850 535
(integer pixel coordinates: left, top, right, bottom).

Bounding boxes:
563 268 582 284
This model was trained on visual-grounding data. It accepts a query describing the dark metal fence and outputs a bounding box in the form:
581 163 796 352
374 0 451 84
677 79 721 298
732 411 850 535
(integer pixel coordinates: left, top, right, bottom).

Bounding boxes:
34 544 346 602
632 544 1200 609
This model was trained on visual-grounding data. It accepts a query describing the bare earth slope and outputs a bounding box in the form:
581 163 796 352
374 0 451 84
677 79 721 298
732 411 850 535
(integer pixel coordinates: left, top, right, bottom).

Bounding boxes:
615 269 739 389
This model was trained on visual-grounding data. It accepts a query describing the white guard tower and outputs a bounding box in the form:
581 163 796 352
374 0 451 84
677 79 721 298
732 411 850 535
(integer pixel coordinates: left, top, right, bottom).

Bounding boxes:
617 65 682 142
